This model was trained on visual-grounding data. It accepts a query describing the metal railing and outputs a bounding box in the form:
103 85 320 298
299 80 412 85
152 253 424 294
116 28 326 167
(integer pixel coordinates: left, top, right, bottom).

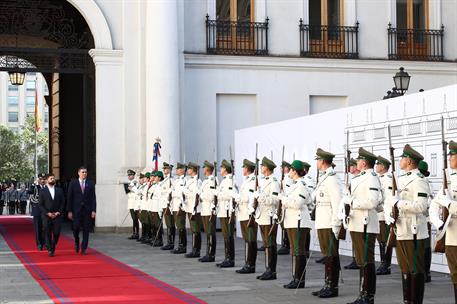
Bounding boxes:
206 15 269 56
388 24 444 61
299 19 359 59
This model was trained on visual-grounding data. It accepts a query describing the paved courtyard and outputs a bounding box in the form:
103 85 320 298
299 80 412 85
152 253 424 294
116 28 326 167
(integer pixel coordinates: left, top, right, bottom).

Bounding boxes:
0 226 454 304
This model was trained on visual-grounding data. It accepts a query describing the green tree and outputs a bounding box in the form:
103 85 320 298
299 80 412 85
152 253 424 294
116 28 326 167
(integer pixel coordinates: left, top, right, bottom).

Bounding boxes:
20 115 49 175
0 126 34 182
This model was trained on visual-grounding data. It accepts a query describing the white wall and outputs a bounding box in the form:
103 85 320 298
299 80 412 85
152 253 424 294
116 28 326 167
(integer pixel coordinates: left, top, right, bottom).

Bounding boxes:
234 84 457 273
183 53 457 164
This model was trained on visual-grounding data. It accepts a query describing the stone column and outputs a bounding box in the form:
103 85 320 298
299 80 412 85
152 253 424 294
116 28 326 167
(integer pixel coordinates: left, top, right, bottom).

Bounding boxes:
145 0 181 168
89 49 125 230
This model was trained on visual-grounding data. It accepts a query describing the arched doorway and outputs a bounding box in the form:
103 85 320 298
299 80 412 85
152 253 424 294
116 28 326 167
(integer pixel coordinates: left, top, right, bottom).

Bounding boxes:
0 0 96 184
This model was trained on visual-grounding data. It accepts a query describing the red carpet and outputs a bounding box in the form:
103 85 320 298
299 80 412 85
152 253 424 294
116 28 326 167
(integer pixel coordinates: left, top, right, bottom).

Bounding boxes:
0 216 205 304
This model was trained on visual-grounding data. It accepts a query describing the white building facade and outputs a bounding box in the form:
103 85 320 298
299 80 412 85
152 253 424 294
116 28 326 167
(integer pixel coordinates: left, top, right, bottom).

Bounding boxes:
0 73 49 133
28 0 456 230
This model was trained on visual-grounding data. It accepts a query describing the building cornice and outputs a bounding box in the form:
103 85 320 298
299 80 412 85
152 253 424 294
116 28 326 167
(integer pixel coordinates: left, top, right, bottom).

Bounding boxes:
184 53 457 75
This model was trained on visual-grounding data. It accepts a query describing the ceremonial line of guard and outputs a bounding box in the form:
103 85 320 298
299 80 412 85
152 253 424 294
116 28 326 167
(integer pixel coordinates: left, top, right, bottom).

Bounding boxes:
123 139 457 304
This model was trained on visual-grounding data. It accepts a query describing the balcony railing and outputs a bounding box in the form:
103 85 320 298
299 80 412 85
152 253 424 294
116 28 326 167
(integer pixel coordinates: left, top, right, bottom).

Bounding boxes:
388 24 444 61
206 15 269 56
299 19 359 59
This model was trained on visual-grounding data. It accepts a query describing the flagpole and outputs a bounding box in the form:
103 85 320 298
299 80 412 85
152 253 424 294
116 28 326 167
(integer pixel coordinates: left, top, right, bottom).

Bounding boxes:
34 74 39 177
35 127 38 177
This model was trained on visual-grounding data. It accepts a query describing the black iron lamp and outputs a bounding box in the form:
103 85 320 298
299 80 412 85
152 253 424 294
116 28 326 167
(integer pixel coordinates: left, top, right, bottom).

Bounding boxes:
393 67 410 96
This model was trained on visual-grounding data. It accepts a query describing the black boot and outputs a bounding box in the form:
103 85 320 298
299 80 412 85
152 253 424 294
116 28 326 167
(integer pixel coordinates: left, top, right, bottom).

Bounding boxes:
217 237 234 268
411 273 425 304
345 257 360 269
137 225 146 242
313 256 330 296
236 241 256 273
347 267 364 304
258 245 265 251
185 233 201 258
199 234 216 262
402 273 412 304
153 225 164 247
424 247 432 283
319 256 340 298
257 246 277 280
376 243 386 274
361 263 376 304
284 255 306 289
377 245 392 275
315 256 326 264
278 230 290 255
161 226 175 250
172 229 187 254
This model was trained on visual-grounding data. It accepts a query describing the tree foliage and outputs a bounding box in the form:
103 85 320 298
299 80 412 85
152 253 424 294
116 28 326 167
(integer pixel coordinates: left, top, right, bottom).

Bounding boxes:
0 116 48 183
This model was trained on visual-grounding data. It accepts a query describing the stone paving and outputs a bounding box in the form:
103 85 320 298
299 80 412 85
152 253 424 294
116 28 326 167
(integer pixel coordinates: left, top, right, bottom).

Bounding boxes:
0 226 454 304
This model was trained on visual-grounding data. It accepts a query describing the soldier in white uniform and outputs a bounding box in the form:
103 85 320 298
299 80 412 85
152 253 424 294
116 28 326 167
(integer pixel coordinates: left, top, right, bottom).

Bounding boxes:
235 159 258 274
138 172 152 243
278 161 293 255
171 163 187 254
198 161 218 262
418 160 433 283
342 148 381 304
375 156 394 275
145 171 158 245
160 163 175 250
253 157 280 280
184 162 203 258
281 160 313 289
312 148 342 299
216 160 237 268
151 171 165 247
385 144 431 304
345 158 362 270
125 170 139 240
430 140 457 302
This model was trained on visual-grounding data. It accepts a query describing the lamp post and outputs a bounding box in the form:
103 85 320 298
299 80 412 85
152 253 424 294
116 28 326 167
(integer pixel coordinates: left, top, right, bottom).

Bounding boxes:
393 67 410 95
383 67 411 99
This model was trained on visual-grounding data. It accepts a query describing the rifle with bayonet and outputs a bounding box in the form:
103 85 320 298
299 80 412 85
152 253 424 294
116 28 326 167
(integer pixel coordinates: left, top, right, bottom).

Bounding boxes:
247 144 259 227
166 162 173 216
435 116 449 253
387 125 399 248
229 146 237 225
209 158 218 223
190 165 201 221
269 145 285 236
338 130 351 240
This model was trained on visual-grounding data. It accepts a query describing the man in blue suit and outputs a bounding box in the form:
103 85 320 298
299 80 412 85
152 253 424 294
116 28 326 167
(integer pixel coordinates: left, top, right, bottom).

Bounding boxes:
29 173 47 251
67 166 97 255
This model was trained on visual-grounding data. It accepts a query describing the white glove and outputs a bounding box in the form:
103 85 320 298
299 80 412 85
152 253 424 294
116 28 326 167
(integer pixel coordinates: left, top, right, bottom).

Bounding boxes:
341 195 352 206
252 191 260 199
332 226 340 239
384 213 395 225
310 191 316 202
439 190 453 208
431 217 444 230
210 203 216 210
337 202 346 221
232 193 241 202
386 194 399 209
277 193 285 202
248 205 255 214
211 189 219 197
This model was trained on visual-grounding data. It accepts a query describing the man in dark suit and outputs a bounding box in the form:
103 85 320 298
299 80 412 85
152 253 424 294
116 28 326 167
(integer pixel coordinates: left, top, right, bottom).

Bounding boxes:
67 166 96 255
39 173 65 257
29 174 47 250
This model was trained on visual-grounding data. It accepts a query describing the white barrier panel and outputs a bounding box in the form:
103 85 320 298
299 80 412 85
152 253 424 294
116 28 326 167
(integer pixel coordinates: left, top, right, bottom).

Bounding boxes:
235 84 457 273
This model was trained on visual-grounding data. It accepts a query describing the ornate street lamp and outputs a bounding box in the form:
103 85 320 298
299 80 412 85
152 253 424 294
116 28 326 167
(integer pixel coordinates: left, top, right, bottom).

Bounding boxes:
8 27 25 86
393 67 410 96
8 67 26 86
